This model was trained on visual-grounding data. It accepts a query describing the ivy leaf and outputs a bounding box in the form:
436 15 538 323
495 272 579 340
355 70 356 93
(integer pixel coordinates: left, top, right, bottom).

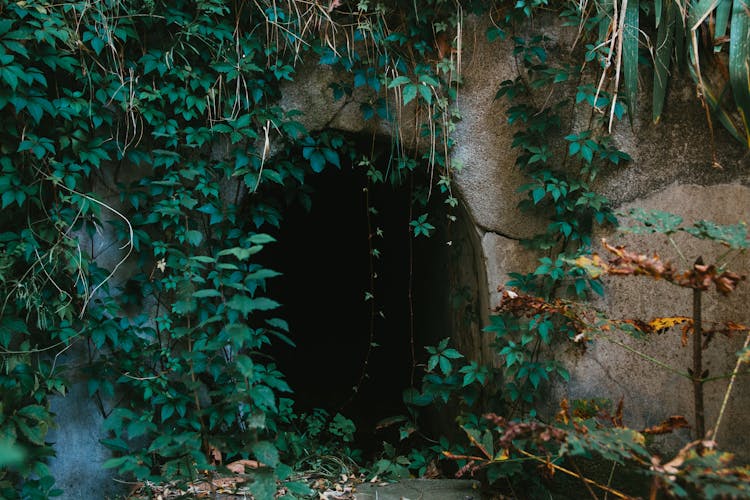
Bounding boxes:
102 456 130 470
265 317 289 332
308 150 326 172
402 84 418 105
249 469 277 499
185 230 203 247
218 246 263 260
532 187 546 204
226 296 280 317
16 418 47 446
285 481 314 496
249 233 275 245
251 440 279 468
387 75 411 88
417 84 432 104
442 348 463 360
250 385 276 412
322 148 340 168
438 356 452 375
161 404 175 422
427 355 439 372
17 405 48 421
236 355 254 378
226 324 254 347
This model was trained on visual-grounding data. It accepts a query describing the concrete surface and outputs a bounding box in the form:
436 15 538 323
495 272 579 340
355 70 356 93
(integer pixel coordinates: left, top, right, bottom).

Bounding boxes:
355 479 483 500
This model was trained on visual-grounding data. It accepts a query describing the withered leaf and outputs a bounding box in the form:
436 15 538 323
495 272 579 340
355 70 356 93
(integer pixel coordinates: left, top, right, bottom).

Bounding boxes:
642 416 690 435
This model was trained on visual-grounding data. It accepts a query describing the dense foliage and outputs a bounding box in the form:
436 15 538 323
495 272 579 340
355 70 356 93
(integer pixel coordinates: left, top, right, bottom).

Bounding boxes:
0 0 476 497
0 0 748 498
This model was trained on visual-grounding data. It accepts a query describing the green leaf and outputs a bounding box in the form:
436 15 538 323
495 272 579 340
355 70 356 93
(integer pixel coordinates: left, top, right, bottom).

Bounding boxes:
236 355 254 378
417 84 433 104
714 0 732 49
218 246 263 260
249 234 276 245
247 269 282 280
251 440 280 468
100 437 129 452
226 324 254 347
321 148 340 168
17 405 48 421
265 317 289 332
16 418 47 446
427 355 439 372
402 84 418 105
442 348 463 359
653 0 675 123
309 150 326 173
285 481 314 496
249 469 277 499
186 230 203 247
729 0 750 146
438 356 452 375
532 187 546 204
251 385 276 412
622 0 639 120
387 75 411 88
161 404 175 422
192 289 222 298
226 296 280 317
102 456 130 469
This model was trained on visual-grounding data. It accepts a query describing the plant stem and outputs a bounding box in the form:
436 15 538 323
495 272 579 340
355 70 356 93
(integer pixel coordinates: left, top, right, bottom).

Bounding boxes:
600 333 692 380
515 448 629 499
711 330 750 442
692 263 705 439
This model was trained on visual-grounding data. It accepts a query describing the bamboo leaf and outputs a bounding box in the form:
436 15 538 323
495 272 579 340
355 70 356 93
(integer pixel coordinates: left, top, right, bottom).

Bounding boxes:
729 0 750 146
623 0 640 119
714 0 732 51
688 0 720 32
654 0 676 122
598 0 614 42
675 7 686 70
688 62 745 142
656 0 663 27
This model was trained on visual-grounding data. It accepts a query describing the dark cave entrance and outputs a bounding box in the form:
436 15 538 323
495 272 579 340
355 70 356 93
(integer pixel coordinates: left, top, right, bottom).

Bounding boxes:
264 146 485 456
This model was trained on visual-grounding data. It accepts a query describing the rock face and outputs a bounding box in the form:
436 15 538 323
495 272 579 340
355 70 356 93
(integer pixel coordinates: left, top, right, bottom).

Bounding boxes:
552 184 750 459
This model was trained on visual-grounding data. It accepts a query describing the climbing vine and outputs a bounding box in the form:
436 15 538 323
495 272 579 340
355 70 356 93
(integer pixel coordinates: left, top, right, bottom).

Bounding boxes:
0 0 480 497
0 0 748 498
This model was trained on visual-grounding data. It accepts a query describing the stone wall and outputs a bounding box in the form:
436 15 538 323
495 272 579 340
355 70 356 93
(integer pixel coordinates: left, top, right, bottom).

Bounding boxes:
552 184 750 460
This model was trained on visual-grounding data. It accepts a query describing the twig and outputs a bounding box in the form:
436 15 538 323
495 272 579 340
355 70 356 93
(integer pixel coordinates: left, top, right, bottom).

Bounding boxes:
515 449 631 499
711 330 750 442
692 278 705 439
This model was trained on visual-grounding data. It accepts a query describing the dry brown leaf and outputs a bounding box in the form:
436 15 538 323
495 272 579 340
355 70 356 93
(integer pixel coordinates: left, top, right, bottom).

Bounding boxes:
209 445 222 465
643 416 690 435
226 459 260 474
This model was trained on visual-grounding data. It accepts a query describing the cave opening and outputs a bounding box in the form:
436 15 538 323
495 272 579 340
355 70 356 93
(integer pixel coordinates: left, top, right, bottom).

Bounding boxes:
264 143 483 457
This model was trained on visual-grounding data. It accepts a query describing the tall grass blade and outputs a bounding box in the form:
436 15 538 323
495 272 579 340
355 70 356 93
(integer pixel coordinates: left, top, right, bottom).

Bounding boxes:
656 0 664 27
729 0 750 146
675 7 687 70
714 0 732 51
623 0 640 121
688 62 745 142
688 0 720 32
654 0 676 122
